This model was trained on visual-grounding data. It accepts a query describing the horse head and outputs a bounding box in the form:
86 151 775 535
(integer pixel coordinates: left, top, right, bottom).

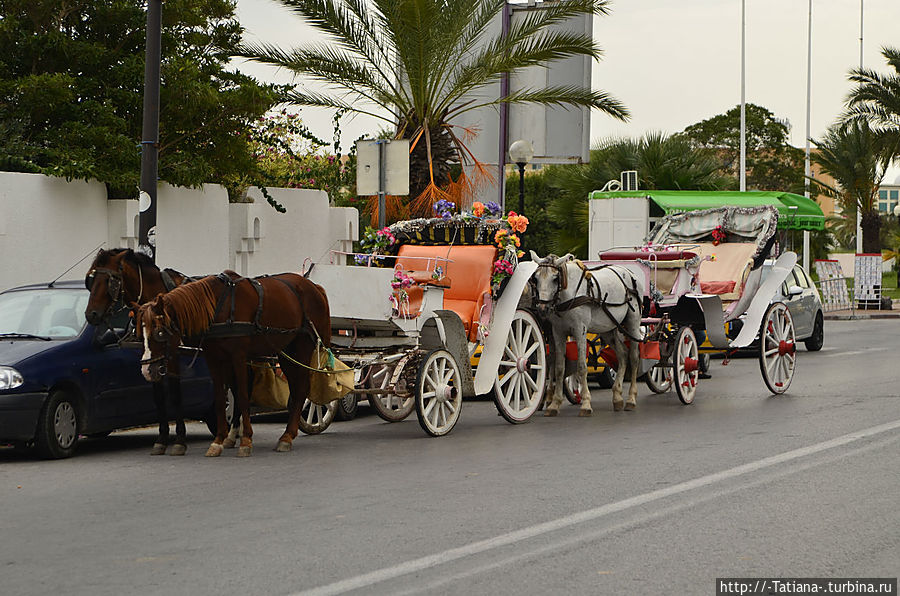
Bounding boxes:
529 251 574 314
84 248 156 325
137 296 181 383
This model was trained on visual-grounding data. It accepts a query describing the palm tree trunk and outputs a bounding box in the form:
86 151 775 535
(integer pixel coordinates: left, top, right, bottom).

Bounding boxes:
860 210 882 254
400 124 456 217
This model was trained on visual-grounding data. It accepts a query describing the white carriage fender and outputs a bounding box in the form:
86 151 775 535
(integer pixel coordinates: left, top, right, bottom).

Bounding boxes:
730 251 798 349
473 261 538 395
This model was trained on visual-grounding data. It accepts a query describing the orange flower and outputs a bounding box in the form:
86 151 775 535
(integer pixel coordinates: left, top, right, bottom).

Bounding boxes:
507 212 529 233
494 229 508 246
472 202 485 217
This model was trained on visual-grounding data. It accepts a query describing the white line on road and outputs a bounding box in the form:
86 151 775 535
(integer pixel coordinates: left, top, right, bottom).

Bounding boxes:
821 347 892 357
293 419 900 596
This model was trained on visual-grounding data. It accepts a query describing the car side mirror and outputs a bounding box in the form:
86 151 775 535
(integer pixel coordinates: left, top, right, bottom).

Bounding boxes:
96 328 120 346
788 285 803 297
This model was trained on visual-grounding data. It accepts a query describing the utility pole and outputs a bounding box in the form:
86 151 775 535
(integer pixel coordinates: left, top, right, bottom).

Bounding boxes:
138 0 162 261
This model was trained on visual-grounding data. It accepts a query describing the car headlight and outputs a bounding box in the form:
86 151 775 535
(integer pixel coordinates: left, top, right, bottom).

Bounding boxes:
0 366 24 390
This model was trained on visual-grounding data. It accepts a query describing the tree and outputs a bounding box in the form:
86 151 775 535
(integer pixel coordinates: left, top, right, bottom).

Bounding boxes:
679 103 810 196
0 0 281 195
545 132 732 257
845 46 900 164
811 121 890 253
238 0 628 220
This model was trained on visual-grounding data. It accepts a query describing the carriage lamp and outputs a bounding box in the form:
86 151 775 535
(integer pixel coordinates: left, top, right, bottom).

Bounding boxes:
0 366 24 390
509 139 534 219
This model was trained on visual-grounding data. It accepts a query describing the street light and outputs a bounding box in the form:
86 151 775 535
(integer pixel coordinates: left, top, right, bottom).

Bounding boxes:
509 139 533 218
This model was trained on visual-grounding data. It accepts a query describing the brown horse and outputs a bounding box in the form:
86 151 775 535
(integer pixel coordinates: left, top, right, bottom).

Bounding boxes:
84 248 200 455
136 271 331 457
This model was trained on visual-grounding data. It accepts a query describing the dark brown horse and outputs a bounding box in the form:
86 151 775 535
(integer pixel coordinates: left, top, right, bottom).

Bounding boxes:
136 271 331 457
84 248 201 455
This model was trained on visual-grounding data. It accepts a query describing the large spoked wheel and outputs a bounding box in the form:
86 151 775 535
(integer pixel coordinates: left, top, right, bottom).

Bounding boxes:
35 390 80 459
645 364 673 394
674 326 700 405
415 349 463 437
367 364 415 422
759 302 796 394
493 310 547 424
298 398 336 435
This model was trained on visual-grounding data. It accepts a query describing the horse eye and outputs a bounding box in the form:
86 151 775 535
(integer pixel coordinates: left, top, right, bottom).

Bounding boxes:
85 274 94 290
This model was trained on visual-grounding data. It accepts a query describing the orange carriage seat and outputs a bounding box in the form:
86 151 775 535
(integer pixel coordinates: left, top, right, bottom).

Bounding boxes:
395 244 498 341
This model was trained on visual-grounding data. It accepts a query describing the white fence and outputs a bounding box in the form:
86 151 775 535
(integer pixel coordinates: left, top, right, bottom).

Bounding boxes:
0 172 358 291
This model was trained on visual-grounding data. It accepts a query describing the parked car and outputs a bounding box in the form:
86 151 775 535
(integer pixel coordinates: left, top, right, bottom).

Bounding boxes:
765 261 824 351
0 280 215 459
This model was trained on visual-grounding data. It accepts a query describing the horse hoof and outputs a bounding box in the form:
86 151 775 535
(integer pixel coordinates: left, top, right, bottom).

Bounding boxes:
544 409 559 417
150 443 167 456
578 409 592 417
613 401 624 412
222 437 237 448
275 440 293 452
624 402 636 411
169 444 187 456
237 445 253 457
205 443 223 457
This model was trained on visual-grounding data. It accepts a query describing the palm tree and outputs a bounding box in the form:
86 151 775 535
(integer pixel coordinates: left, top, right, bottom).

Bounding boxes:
811 121 890 253
845 46 900 163
546 132 732 256
237 0 627 219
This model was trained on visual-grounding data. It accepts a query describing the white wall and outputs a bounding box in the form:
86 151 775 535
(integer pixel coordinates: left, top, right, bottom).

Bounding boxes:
0 172 358 292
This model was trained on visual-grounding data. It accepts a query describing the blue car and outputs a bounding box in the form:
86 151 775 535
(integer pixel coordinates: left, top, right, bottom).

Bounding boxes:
0 280 215 458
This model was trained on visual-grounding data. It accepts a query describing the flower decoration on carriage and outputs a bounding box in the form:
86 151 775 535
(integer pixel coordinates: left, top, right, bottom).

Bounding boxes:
433 199 457 220
389 269 415 316
711 225 726 246
491 259 514 286
431 265 444 281
506 211 529 234
355 226 396 265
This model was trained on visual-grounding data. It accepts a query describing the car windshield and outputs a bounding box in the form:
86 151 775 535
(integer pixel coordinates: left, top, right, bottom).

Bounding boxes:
0 288 88 339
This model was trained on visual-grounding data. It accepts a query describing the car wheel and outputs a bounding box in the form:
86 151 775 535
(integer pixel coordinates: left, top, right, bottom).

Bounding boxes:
35 390 80 459
334 393 359 421
804 312 824 352
597 364 617 389
205 388 235 437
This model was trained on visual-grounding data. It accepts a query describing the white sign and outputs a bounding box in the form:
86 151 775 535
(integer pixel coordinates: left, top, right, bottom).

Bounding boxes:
356 139 410 196
853 253 882 306
814 259 850 312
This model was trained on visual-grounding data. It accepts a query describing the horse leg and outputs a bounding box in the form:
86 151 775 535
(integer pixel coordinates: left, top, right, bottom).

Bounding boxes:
204 360 230 457
167 375 188 456
223 372 242 448
150 381 169 455
624 333 641 411
610 334 628 412
277 338 314 451
231 354 253 457
544 327 567 417
576 332 593 417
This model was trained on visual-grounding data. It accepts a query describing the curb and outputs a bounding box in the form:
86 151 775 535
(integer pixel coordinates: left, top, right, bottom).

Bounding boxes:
824 313 900 321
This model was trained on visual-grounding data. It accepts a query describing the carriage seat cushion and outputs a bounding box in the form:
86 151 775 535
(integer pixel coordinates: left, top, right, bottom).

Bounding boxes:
693 242 758 301
599 250 697 262
396 244 497 340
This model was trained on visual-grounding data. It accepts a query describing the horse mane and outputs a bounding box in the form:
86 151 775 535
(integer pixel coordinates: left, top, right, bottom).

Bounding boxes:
95 248 159 272
161 276 221 336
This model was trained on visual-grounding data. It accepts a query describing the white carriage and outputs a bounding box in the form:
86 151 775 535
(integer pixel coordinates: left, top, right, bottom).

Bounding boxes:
306 217 547 436
585 205 799 403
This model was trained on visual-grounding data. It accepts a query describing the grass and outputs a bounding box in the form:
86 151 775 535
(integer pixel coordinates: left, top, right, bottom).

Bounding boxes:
882 271 900 300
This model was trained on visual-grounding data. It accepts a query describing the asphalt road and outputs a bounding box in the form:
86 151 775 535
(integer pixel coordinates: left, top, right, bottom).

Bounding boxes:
2 319 899 596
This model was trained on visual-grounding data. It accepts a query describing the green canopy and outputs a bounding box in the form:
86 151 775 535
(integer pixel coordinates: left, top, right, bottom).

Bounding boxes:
588 190 825 231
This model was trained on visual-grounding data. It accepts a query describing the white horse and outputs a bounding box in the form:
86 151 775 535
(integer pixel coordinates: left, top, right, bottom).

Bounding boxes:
529 251 644 416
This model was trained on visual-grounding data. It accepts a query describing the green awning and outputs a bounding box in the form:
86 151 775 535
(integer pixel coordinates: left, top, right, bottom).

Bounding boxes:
588 190 825 231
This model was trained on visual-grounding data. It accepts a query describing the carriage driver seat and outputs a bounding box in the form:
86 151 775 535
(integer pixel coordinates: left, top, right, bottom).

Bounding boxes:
395 244 498 341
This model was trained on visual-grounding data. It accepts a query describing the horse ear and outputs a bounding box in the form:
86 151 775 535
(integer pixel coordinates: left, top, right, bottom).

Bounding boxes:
529 250 541 262
554 254 573 267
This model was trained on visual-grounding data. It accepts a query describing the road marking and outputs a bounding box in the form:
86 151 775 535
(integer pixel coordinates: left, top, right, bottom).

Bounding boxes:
293 419 900 596
822 347 892 357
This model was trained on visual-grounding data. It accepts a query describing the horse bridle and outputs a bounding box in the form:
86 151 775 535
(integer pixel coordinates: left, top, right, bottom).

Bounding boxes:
137 311 179 377
86 261 143 316
531 260 570 310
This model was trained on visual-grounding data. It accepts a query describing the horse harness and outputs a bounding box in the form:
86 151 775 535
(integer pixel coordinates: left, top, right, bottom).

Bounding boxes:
534 258 642 341
204 272 314 339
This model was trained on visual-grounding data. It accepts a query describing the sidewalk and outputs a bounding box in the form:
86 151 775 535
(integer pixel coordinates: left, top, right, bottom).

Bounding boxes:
824 301 900 320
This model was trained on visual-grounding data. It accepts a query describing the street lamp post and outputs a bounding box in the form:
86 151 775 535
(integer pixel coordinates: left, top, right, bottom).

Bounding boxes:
508 139 533 217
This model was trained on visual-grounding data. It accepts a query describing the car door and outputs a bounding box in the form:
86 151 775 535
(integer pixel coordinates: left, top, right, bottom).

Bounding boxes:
785 266 815 338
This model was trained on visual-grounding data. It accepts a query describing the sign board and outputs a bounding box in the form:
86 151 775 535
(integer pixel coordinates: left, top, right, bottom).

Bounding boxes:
853 253 882 308
356 139 410 196
588 197 649 258
813 259 850 312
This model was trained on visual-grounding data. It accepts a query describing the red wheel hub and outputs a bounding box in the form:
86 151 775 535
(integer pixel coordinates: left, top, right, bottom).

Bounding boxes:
683 357 699 373
778 340 795 356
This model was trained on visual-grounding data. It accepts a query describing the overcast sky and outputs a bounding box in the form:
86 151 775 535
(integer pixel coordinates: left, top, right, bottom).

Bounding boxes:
234 0 900 181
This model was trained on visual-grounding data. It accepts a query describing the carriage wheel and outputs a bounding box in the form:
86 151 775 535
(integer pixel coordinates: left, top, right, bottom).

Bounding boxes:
493 310 547 423
759 302 796 394
563 375 582 405
415 349 463 437
298 398 336 435
674 326 699 405
367 364 415 422
645 364 673 394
